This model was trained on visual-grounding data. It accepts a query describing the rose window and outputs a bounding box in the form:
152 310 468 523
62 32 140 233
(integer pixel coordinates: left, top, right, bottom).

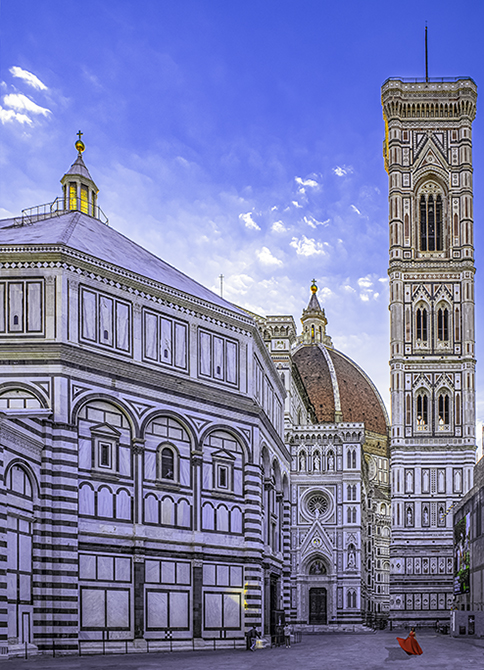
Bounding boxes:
307 493 329 516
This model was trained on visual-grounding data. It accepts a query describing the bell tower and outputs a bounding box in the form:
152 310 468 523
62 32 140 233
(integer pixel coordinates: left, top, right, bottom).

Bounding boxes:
381 76 477 624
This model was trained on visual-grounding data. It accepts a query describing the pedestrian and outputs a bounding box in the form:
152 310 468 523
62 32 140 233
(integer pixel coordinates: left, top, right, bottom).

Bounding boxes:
396 626 423 655
248 626 258 651
283 623 292 648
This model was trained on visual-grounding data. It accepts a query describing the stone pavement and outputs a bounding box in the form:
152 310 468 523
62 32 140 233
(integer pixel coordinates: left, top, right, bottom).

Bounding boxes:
2 631 484 670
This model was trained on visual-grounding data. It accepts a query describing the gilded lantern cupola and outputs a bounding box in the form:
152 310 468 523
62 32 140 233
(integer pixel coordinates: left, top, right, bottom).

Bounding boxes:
300 280 333 347
60 132 101 219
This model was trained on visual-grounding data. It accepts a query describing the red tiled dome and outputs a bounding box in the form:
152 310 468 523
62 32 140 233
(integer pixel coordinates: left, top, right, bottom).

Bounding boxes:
293 344 388 435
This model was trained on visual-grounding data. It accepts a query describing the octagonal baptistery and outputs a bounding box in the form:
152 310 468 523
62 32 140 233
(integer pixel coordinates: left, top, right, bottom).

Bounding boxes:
282 284 391 629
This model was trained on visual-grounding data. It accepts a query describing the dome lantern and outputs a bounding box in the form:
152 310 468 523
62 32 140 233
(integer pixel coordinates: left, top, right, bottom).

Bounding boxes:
300 280 333 347
60 132 100 219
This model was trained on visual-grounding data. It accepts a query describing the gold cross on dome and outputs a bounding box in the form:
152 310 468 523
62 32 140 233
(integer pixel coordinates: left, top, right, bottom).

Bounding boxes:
77 130 83 141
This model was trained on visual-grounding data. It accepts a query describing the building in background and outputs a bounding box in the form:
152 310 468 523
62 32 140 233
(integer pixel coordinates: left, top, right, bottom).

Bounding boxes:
381 76 478 625
257 287 390 629
0 140 390 657
451 456 484 637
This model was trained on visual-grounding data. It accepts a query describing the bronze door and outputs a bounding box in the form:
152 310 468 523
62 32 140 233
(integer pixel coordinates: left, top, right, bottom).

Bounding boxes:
309 587 327 625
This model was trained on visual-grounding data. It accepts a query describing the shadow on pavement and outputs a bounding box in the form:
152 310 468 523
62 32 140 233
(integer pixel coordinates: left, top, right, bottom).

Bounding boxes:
384 646 412 662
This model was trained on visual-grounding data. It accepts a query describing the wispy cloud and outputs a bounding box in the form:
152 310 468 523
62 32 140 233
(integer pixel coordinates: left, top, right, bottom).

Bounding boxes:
290 235 327 256
350 204 361 215
292 200 303 208
239 211 260 230
356 275 384 302
256 246 283 266
0 106 32 125
295 176 319 193
4 93 50 116
271 220 286 233
9 66 47 91
304 215 329 229
333 165 353 177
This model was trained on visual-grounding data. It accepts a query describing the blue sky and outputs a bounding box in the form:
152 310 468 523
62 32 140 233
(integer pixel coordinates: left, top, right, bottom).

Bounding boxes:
1 0 484 450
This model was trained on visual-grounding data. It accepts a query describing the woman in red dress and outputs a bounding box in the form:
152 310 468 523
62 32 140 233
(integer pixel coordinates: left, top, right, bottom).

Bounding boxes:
396 627 423 655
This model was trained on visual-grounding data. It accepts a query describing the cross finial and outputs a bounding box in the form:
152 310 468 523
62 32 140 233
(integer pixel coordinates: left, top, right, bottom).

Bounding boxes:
75 130 85 154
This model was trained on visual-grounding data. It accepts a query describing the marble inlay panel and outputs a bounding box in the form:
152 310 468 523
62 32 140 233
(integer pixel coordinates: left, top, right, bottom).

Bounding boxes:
203 464 211 489
98 556 114 581
106 589 129 628
223 593 240 628
82 588 105 627
178 499 191 527
98 487 114 517
145 494 159 523
79 554 96 580
146 559 160 584
204 593 222 628
144 452 156 480
147 590 168 629
202 503 214 530
115 557 131 582
230 566 242 587
79 438 91 469
170 591 189 628
180 457 190 487
233 469 242 495
161 561 175 584
203 564 216 586
217 565 229 586
177 562 190 585
116 490 131 520
119 446 131 477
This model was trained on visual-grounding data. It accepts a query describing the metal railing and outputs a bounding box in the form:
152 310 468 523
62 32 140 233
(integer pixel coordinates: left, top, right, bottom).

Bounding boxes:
13 197 109 227
382 76 476 86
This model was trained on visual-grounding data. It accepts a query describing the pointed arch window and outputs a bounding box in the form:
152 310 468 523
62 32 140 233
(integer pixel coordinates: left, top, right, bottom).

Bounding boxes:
416 393 428 427
420 193 443 251
416 307 428 341
437 308 449 341
438 393 450 427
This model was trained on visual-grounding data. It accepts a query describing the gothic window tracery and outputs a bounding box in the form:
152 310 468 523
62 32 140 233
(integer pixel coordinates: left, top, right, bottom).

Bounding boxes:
416 306 428 341
437 392 450 430
419 184 444 251
416 391 429 429
437 306 449 342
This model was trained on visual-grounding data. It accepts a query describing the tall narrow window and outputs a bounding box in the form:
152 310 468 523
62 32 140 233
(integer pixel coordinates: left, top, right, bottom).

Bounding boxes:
420 191 443 251
161 447 174 480
416 308 428 341
438 394 450 425
438 308 449 341
417 394 428 426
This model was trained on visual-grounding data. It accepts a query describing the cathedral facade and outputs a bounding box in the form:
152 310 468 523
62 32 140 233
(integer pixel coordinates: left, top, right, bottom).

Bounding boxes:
381 77 477 624
0 141 390 657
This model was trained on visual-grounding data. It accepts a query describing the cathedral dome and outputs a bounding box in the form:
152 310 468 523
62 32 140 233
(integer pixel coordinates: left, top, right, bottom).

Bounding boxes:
293 283 388 435
293 344 388 434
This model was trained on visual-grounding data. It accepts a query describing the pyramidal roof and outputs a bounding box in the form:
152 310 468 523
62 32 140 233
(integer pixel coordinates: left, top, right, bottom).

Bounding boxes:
62 152 97 187
0 211 246 316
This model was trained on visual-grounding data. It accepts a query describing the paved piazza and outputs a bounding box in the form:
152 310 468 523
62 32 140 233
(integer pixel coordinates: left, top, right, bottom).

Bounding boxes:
2 632 484 670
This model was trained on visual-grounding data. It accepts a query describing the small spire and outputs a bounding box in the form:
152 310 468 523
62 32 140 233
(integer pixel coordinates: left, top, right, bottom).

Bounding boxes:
425 25 429 83
75 130 85 155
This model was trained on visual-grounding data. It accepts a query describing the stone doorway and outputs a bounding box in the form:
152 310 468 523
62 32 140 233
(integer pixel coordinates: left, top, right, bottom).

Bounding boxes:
309 587 327 625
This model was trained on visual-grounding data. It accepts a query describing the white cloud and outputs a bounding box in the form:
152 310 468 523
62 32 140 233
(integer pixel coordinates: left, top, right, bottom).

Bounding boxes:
357 276 373 289
295 176 319 188
292 200 303 208
290 235 327 257
271 220 286 233
239 212 260 231
350 204 361 215
256 246 283 267
0 105 32 125
333 165 354 177
344 285 357 293
4 93 50 116
10 66 47 91
304 215 329 229
271 205 278 211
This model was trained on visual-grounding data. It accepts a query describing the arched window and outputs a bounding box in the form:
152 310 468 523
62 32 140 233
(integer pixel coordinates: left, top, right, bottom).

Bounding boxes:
438 393 450 426
347 484 352 500
416 307 428 341
437 308 449 341
420 192 443 251
160 446 175 480
352 507 357 523
416 393 428 426
347 507 352 523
